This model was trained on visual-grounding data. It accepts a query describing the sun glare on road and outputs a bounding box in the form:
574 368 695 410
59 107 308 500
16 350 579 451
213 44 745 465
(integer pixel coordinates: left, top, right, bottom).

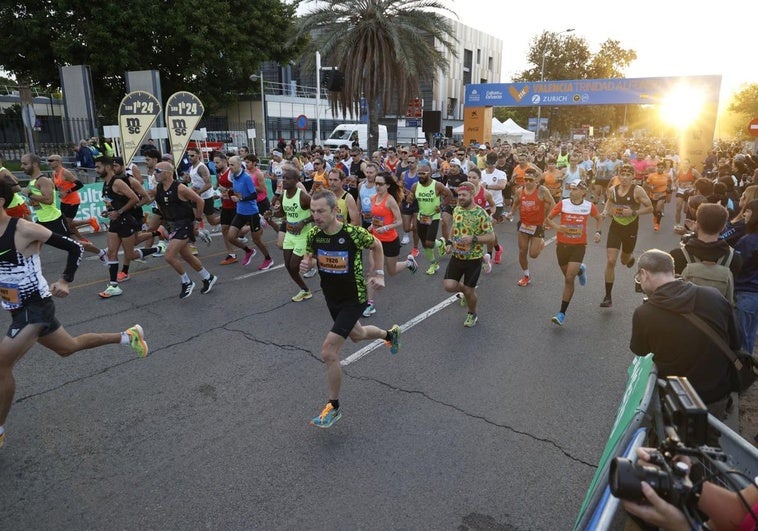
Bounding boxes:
658 84 706 131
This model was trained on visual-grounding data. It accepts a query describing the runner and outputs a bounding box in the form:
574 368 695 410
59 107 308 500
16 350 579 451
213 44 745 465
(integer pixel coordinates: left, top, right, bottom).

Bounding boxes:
546 181 602 325
48 154 100 241
408 162 452 275
146 161 217 298
466 167 496 272
480 152 508 264
0 180 147 448
645 160 672 231
441 181 495 328
510 167 555 286
301 190 401 428
600 163 653 307
673 158 701 230
281 164 314 302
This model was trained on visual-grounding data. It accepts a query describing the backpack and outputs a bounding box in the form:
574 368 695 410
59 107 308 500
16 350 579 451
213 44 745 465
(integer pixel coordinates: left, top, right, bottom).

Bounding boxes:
680 244 735 305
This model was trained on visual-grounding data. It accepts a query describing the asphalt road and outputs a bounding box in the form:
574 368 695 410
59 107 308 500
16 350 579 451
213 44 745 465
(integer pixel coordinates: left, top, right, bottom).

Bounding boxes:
0 201 685 530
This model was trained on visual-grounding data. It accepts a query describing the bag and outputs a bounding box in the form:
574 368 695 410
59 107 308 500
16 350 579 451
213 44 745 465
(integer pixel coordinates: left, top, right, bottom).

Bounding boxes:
683 313 758 393
680 244 735 305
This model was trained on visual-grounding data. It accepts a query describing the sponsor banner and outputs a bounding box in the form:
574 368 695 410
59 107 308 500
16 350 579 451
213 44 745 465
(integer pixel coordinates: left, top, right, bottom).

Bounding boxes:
118 91 161 166
166 92 204 168
464 75 722 107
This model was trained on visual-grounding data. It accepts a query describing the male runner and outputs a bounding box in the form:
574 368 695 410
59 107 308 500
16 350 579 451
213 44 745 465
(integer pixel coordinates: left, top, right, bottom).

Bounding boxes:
408 162 452 275
281 164 314 301
48 154 100 240
301 190 401 428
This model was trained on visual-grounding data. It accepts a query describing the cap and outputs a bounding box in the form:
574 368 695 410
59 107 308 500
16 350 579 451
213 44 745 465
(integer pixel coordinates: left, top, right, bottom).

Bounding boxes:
113 156 124 165
478 144 487 150
569 180 588 190
449 158 461 166
271 150 283 157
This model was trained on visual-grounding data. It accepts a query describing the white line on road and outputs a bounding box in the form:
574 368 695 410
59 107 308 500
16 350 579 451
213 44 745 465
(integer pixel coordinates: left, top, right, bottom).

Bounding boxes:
341 293 462 367
233 263 285 280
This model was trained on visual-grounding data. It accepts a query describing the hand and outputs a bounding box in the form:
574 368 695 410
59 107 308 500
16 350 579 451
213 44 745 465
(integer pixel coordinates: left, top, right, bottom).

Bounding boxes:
108 210 119 220
50 280 70 298
299 255 313 274
593 232 601 244
231 195 239 202
621 482 689 531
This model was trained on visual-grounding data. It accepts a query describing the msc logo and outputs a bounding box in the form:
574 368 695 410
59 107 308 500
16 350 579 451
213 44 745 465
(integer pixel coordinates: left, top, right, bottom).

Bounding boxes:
530 94 541 105
172 118 187 136
126 118 141 135
509 85 530 102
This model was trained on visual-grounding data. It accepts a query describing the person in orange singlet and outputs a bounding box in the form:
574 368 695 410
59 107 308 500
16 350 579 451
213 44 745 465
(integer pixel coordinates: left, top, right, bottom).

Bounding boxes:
48 155 100 241
362 172 418 317
673 158 701 229
511 167 555 286
645 161 672 231
540 156 564 203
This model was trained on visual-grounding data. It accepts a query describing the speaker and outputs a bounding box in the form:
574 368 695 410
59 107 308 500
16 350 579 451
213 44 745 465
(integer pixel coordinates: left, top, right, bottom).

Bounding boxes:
322 70 344 92
422 111 441 133
445 125 453 138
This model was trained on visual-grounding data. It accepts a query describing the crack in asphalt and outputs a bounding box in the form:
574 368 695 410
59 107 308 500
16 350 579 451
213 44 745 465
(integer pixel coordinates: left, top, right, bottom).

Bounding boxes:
348 372 597 469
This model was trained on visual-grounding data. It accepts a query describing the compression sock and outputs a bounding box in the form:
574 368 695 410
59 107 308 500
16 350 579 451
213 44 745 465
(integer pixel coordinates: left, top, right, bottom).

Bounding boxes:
605 282 613 299
122 264 130 274
329 399 340 411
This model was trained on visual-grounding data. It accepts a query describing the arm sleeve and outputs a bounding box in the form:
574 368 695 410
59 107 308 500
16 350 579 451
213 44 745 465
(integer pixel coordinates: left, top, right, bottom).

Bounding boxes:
44 232 84 283
71 179 84 191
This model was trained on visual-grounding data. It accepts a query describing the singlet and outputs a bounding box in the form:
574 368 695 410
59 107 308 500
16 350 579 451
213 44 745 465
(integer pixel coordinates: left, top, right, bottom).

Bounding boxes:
563 166 582 198
29 178 61 222
543 169 563 198
370 194 398 242
550 199 598 245
312 170 328 190
305 223 375 304
610 185 640 226
556 152 569 168
53 168 80 205
2 167 25 209
217 168 235 210
0 217 51 310
646 172 669 196
155 180 194 222
677 169 695 188
415 180 440 222
519 187 546 227
358 181 377 222
102 175 132 214
473 186 488 210
336 191 351 223
269 159 287 195
251 167 267 202
282 188 311 235
189 162 214 200
446 171 467 198
402 170 419 193
511 165 528 187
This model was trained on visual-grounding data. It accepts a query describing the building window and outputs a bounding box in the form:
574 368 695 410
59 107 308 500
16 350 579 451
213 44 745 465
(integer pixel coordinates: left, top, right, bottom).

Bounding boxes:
447 98 457 119
488 56 493 71
476 49 481 65
463 49 472 86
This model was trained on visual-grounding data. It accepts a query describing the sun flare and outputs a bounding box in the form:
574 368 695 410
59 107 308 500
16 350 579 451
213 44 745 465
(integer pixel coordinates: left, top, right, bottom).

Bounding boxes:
658 85 707 130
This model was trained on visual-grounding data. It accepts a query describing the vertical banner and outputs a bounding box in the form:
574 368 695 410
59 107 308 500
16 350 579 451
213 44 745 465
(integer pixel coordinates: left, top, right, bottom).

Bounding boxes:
463 106 492 148
118 91 161 166
165 91 204 168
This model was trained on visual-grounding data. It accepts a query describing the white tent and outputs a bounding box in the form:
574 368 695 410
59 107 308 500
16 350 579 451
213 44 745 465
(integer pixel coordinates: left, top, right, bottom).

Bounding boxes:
451 118 534 144
496 118 535 144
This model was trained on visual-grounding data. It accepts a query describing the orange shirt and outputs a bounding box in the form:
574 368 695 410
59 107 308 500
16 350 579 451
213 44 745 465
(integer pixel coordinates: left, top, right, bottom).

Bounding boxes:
519 187 546 226
646 172 669 196
53 168 80 205
511 165 528 187
543 169 563 197
370 194 398 242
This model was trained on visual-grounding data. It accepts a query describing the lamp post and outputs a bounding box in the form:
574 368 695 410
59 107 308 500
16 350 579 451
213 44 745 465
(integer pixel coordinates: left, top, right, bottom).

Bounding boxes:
536 28 574 141
249 72 267 155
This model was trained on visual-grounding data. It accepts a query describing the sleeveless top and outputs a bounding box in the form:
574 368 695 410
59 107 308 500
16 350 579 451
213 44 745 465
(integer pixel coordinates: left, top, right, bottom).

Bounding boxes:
53 168 80 205
189 162 214 200
415 180 440 222
156 180 194 221
473 186 487 209
29 178 61 222
102 175 132 213
359 182 377 222
402 169 419 192
336 191 351 223
610 184 640 226
519 187 546 226
371 194 398 242
563 166 582 198
2 167 25 209
543 169 563 197
282 188 311 235
0 217 50 310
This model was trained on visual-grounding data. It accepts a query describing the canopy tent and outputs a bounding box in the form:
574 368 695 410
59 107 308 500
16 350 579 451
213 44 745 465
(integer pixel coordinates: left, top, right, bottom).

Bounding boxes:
451 118 535 144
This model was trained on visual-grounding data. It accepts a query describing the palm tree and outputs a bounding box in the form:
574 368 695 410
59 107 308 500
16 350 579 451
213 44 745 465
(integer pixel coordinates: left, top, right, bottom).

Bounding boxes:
297 0 458 153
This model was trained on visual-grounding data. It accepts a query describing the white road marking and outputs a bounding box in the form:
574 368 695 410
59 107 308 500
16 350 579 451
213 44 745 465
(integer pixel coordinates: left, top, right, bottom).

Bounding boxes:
341 293 462 367
233 263 285 280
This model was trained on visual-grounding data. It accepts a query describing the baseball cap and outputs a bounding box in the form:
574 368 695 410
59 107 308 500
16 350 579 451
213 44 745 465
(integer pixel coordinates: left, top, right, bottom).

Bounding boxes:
271 149 283 157
449 158 461 166
569 180 587 190
478 144 487 150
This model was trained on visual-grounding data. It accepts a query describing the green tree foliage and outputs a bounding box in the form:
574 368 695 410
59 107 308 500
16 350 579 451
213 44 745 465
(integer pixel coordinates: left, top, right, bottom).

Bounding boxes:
297 0 458 153
728 83 758 118
0 0 305 121
516 32 636 137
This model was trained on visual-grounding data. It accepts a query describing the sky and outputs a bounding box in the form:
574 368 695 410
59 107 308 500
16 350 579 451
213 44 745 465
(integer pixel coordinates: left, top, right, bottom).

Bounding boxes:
449 0 755 101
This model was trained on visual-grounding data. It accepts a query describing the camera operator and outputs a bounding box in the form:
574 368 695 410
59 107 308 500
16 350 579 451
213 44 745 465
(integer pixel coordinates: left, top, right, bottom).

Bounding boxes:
630 250 739 418
622 448 758 530
670 203 743 279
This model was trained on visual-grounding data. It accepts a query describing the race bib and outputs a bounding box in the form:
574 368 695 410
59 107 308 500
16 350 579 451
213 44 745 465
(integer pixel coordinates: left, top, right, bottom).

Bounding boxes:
452 238 471 255
612 206 626 217
286 221 302 235
564 225 583 238
0 281 21 308
519 223 537 235
317 249 349 274
371 215 384 228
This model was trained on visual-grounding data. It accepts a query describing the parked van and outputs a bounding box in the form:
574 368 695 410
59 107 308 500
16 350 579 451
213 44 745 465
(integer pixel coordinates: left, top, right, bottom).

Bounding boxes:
324 124 388 151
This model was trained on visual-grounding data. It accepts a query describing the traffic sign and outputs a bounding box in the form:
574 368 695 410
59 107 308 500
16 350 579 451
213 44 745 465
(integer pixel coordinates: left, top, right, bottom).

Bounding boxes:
748 118 758 137
296 114 309 131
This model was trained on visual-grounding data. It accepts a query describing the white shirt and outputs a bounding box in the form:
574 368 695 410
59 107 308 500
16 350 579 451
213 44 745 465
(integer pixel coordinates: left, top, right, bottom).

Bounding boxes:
481 167 507 207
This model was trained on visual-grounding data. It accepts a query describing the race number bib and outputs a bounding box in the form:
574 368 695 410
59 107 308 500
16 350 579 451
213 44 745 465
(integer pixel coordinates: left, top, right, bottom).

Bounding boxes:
564 225 583 238
371 215 384 228
452 238 471 256
519 223 537 235
0 281 21 309
317 249 349 274
286 221 302 235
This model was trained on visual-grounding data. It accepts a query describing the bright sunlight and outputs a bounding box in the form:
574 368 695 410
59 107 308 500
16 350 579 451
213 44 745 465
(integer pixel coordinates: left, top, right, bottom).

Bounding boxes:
657 84 707 130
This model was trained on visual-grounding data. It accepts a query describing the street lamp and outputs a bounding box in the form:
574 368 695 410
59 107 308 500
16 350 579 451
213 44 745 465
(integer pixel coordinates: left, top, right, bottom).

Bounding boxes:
249 72 267 155
536 28 574 141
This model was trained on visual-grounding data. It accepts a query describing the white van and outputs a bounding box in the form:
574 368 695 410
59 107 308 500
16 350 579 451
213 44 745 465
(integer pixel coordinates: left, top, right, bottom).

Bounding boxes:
324 124 388 151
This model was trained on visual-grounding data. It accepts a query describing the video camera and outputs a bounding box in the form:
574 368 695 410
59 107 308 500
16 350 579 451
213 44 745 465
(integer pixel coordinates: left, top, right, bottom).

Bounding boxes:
609 377 727 518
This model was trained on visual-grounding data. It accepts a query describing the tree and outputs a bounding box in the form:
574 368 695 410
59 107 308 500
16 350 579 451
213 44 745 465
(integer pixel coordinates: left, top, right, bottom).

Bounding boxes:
516 32 636 138
0 0 305 122
728 83 758 119
296 0 458 154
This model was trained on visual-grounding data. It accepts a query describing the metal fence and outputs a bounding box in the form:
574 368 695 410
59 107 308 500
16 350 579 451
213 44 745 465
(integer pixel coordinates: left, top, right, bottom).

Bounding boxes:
0 116 96 160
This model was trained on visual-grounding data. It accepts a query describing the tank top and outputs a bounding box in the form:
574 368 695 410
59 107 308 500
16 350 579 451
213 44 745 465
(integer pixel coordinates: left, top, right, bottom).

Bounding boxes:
0 217 50 309
251 168 267 202
371 194 398 242
336 191 350 223
155 180 194 221
610 184 639 226
473 186 487 209
511 165 527 187
2 167 25 209
402 169 419 192
563 166 582 198
189 162 214 200
53 168 80 205
359 181 377 222
102 175 132 213
217 168 235 210
543 169 562 197
29 178 61 222
519 187 546 226
415 180 440 222
282 188 311 234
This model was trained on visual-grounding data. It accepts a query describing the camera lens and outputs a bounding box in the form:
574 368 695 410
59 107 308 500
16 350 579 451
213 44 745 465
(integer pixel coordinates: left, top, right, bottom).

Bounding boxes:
609 457 672 501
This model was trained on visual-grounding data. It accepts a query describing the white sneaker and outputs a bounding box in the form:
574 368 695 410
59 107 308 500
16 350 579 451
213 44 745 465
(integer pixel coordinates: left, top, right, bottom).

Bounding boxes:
401 234 410 245
303 267 318 278
483 253 492 274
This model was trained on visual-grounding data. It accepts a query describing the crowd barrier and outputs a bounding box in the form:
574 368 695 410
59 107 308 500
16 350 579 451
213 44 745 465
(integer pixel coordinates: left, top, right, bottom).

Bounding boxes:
574 354 758 530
